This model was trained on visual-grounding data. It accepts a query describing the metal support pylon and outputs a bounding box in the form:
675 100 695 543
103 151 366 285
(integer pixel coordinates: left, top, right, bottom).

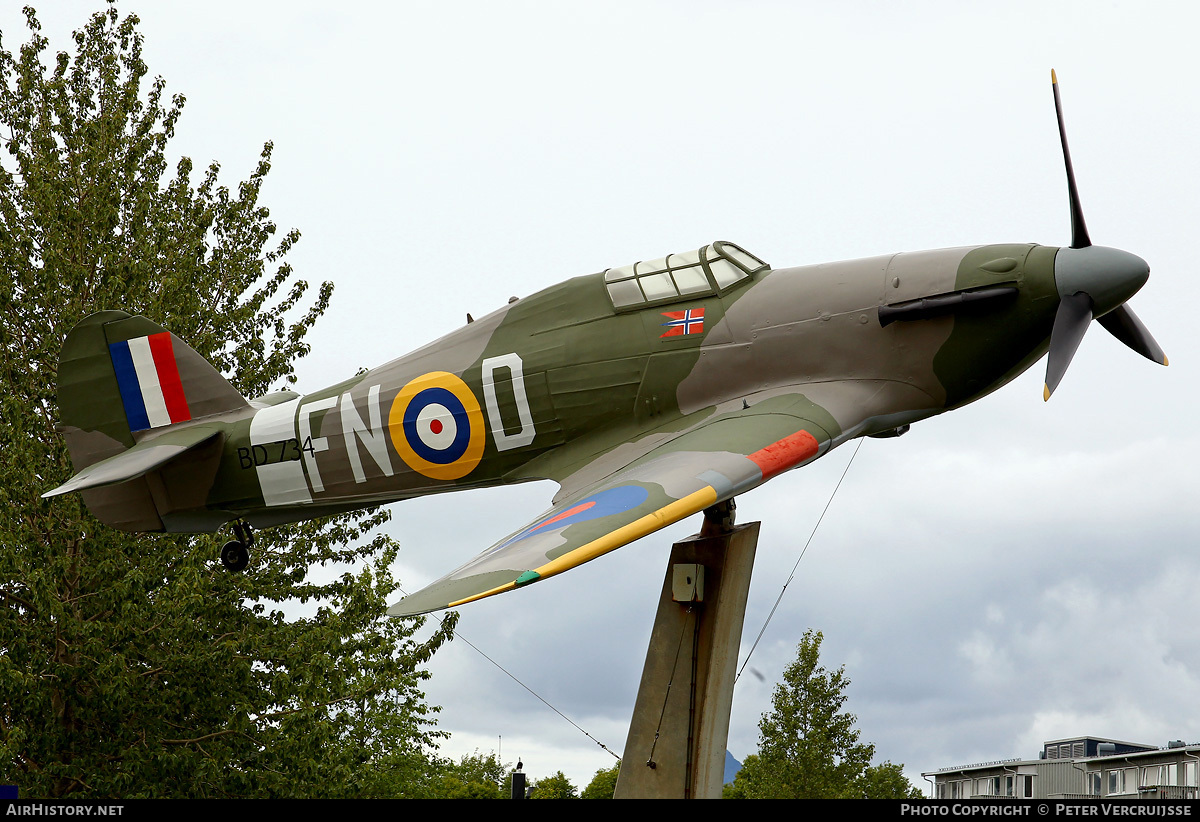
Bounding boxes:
614 502 759 798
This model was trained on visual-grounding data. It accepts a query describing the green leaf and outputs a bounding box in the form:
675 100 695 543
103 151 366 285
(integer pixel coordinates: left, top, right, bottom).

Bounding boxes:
0 6 451 799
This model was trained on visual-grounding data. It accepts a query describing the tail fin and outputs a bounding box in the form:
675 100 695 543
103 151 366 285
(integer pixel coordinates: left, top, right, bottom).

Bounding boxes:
47 311 249 531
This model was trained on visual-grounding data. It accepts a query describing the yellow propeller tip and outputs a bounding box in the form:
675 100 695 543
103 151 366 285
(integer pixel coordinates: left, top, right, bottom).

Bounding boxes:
1051 69 1058 84
1163 356 1169 366
1043 384 1051 402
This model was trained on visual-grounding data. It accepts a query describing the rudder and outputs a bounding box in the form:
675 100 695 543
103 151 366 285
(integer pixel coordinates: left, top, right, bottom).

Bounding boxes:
52 311 249 531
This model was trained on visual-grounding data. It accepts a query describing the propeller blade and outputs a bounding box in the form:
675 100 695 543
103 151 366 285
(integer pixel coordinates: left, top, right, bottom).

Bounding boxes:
1044 291 1094 401
1097 303 1169 366
1052 69 1092 249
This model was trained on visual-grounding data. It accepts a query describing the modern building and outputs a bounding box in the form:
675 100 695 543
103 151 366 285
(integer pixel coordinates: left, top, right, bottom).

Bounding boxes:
923 736 1200 799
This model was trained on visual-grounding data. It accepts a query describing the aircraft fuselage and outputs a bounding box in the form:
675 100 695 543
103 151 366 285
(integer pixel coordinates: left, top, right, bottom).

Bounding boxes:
184 241 1059 532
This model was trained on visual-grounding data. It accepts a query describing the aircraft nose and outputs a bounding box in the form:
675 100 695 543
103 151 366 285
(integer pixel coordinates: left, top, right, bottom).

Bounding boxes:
1053 245 1149 318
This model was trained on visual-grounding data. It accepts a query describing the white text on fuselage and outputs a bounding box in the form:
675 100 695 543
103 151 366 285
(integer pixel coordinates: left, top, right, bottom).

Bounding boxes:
246 356 535 505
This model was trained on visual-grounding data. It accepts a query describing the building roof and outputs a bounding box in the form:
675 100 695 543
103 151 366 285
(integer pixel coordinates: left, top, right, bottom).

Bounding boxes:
923 736 1200 778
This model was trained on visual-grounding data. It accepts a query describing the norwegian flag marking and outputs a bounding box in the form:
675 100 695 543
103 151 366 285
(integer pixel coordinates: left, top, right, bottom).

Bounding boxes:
660 308 705 338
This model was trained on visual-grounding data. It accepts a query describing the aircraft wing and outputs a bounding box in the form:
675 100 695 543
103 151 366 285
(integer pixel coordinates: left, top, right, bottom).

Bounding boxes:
387 397 836 617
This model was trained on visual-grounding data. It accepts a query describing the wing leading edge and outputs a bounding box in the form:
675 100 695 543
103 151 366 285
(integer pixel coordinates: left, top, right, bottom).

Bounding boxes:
387 407 832 617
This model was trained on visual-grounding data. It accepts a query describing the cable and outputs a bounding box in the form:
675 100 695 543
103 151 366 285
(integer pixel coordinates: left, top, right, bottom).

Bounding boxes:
647 603 696 767
396 588 622 761
735 437 865 683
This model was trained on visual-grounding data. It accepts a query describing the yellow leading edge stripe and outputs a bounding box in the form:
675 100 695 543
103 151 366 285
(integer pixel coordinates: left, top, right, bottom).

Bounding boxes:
448 485 721 608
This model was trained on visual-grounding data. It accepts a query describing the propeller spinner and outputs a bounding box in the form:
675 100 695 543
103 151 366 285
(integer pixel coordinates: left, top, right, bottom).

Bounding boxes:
1043 70 1167 401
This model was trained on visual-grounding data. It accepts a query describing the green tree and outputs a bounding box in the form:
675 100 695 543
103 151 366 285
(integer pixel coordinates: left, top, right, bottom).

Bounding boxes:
529 770 578 799
0 5 453 798
859 761 924 799
722 754 758 799
421 751 510 799
728 630 881 799
581 761 619 799
436 751 509 799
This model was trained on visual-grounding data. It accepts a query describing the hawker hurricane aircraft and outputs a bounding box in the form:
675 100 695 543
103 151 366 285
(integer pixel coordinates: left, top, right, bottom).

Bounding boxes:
44 73 1166 616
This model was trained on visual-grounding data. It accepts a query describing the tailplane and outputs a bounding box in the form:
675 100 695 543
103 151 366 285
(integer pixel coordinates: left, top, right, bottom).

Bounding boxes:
47 311 249 531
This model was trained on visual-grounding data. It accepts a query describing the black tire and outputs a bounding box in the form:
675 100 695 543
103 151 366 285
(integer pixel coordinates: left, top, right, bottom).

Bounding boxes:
220 540 249 572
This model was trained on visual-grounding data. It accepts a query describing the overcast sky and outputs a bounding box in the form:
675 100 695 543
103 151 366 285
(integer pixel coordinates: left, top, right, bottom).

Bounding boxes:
7 1 1199 794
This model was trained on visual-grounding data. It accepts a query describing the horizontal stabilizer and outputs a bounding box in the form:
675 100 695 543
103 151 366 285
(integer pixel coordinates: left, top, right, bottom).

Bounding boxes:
43 426 222 498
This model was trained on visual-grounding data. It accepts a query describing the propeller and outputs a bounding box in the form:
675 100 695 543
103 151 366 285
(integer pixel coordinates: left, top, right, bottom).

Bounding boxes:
1042 70 1167 401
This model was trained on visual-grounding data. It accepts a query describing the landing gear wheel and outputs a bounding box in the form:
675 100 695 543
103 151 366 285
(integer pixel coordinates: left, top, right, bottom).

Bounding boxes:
220 540 249 572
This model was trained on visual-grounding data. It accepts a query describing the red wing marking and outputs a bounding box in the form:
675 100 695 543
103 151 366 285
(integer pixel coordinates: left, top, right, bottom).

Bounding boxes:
528 500 597 534
747 430 820 479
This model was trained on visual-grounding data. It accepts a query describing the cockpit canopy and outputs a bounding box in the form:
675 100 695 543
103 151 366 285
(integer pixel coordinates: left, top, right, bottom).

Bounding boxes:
604 241 768 310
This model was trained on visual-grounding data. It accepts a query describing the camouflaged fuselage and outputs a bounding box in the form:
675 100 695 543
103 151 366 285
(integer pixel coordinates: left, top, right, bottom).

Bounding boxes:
49 240 1069 613
187 242 1057 527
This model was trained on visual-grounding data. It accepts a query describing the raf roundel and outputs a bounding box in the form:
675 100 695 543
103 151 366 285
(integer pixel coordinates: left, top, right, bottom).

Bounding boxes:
388 371 486 480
